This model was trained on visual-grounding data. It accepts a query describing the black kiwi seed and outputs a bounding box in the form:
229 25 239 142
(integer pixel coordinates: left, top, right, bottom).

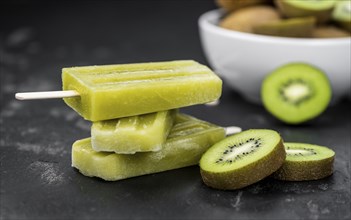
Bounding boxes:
215 138 263 164
200 129 286 190
262 63 332 125
272 142 335 181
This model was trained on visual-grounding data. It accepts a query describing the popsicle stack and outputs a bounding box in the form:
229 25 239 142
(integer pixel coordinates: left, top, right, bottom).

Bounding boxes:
18 60 230 181
67 60 228 180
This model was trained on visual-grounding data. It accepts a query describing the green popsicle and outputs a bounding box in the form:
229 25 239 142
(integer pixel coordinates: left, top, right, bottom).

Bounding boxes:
91 109 177 154
71 114 226 181
62 60 222 122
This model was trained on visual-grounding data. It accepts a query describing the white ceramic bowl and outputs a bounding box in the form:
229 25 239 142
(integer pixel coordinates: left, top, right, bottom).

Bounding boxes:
199 9 351 104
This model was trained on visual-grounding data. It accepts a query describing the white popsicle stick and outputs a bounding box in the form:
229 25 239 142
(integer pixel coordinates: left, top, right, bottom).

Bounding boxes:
205 99 220 106
225 126 242 136
15 90 80 100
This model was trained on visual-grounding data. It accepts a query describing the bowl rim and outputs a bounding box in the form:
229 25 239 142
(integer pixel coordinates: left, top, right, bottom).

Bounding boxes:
199 9 351 46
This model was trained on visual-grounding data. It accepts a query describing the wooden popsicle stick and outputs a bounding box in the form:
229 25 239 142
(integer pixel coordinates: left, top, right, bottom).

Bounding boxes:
15 90 80 100
225 126 242 136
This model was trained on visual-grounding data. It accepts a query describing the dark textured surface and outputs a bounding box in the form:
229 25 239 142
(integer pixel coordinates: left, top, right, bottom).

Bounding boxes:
0 1 350 219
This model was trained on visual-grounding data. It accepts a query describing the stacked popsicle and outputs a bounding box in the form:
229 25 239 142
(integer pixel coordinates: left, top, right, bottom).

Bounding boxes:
62 60 226 180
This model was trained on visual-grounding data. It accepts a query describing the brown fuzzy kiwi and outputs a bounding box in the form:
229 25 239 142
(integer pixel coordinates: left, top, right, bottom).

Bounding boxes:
220 5 281 33
275 0 335 24
312 26 351 38
200 129 286 190
253 16 316 38
216 0 270 12
272 143 335 181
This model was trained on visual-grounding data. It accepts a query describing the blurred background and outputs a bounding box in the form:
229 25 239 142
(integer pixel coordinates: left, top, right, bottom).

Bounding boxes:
1 1 350 219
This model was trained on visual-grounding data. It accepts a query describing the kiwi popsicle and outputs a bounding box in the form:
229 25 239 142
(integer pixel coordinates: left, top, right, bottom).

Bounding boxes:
72 114 226 181
91 109 177 154
62 60 222 121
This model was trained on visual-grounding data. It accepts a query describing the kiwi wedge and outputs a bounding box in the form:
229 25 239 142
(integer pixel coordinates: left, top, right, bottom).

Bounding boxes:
219 5 280 33
272 143 335 181
216 0 270 12
261 63 332 124
253 16 316 38
332 0 351 32
200 129 285 190
275 0 336 24
312 25 351 38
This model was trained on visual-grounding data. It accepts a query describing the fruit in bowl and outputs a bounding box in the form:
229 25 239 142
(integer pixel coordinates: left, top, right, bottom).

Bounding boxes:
198 7 350 105
217 0 351 38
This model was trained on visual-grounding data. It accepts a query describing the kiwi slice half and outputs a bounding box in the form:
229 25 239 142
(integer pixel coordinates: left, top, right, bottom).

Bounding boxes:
312 25 351 38
272 143 335 181
275 0 336 23
261 63 332 124
216 0 270 12
200 129 285 190
253 16 316 38
332 1 351 32
219 5 280 33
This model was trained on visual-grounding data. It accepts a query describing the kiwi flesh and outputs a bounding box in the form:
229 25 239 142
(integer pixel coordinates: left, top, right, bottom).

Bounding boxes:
312 25 351 38
253 16 316 38
275 0 336 24
272 143 335 181
216 0 270 12
332 0 351 32
200 129 286 190
219 5 280 33
261 63 332 124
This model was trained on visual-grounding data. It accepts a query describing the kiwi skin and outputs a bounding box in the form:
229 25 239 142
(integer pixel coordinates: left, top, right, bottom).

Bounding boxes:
200 130 286 190
336 20 351 33
275 0 334 24
272 143 335 181
216 0 270 12
220 5 281 33
312 26 351 38
253 17 316 38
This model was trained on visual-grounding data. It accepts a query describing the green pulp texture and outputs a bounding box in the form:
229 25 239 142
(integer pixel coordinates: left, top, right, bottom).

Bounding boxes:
332 1 351 31
279 0 336 10
71 114 226 181
272 142 335 181
91 110 177 154
261 63 332 124
275 0 335 23
200 129 283 173
62 60 222 121
284 142 335 162
199 129 285 190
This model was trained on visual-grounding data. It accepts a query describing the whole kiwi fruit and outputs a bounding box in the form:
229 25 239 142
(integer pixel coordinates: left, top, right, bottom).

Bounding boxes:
220 5 281 33
253 16 316 38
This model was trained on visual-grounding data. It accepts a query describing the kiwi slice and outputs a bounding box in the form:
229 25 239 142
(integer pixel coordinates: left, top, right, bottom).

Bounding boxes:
216 0 270 12
261 63 332 124
253 16 316 38
275 0 336 24
312 25 351 38
332 1 351 32
200 129 286 190
219 5 280 33
272 143 335 181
